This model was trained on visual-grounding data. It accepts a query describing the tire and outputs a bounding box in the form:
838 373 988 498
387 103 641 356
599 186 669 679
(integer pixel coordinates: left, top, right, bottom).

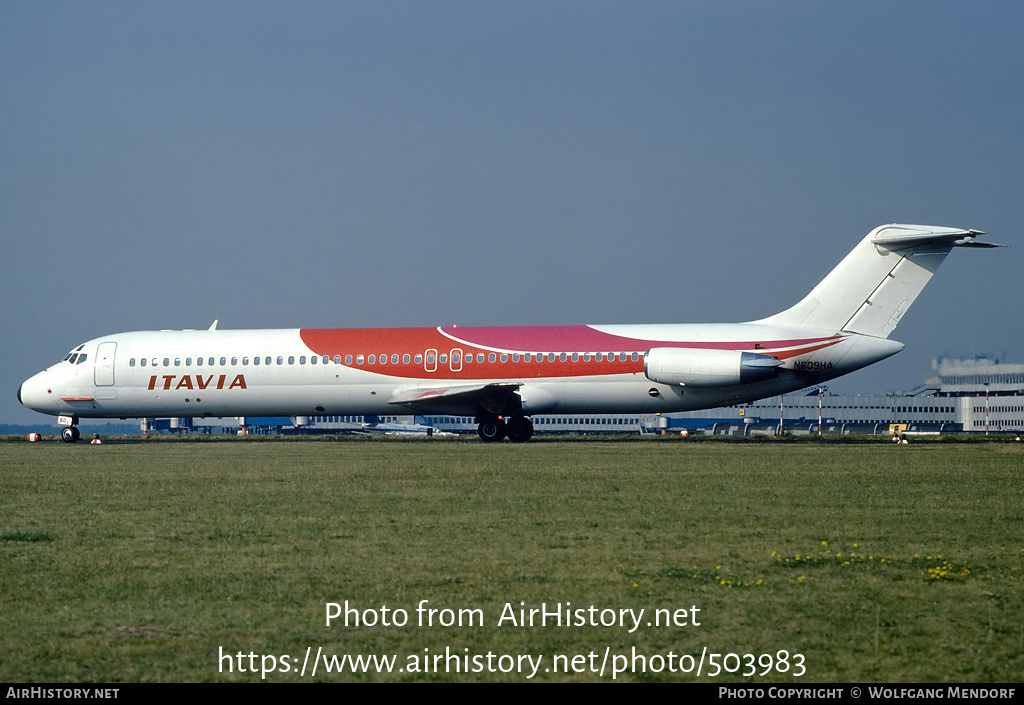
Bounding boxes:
477 419 506 442
506 417 534 443
61 426 80 443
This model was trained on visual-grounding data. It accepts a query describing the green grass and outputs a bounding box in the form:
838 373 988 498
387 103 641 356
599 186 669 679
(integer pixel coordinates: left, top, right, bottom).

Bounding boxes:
1 437 1022 682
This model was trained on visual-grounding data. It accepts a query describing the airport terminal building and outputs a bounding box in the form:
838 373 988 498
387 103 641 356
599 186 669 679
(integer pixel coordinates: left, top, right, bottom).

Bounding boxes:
661 356 1024 436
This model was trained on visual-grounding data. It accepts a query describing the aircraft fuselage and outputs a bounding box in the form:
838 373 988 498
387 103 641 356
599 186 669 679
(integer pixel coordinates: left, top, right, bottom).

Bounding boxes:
18 224 995 442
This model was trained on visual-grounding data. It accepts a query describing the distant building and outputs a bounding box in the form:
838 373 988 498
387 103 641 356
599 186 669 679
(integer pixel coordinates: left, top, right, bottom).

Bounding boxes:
927 356 1024 433
667 355 1023 435
148 356 1023 436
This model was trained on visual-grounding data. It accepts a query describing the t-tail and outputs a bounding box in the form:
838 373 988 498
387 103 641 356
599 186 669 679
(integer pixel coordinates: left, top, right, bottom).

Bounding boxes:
756 224 999 337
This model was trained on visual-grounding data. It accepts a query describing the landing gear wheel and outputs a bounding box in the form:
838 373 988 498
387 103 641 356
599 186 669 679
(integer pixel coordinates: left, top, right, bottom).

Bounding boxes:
506 417 534 443
477 419 507 442
61 426 81 443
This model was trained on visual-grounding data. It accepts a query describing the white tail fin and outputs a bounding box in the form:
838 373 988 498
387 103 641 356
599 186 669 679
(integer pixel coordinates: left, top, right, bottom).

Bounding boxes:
756 224 994 338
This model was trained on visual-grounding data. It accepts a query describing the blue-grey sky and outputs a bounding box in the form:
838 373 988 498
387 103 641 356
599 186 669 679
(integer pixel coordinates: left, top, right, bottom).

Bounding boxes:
3 1 1021 426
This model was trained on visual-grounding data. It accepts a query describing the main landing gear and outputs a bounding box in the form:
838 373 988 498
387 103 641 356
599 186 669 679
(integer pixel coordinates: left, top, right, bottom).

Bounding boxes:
477 416 534 443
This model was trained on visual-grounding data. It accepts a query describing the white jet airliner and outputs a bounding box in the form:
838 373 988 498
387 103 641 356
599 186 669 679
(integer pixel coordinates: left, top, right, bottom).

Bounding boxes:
19 224 996 443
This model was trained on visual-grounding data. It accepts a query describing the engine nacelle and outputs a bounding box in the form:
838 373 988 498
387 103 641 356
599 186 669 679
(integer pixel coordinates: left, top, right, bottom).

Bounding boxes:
644 347 782 387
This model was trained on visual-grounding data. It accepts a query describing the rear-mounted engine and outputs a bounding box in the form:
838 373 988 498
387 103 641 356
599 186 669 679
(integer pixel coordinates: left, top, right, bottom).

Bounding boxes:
644 347 782 387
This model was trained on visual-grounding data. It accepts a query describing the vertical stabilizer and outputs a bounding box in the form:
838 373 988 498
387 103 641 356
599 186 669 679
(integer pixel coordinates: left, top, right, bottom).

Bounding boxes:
755 224 989 338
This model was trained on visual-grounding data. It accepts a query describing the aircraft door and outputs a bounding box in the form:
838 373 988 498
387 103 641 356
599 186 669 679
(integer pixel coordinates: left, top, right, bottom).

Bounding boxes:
450 348 463 373
94 342 117 386
425 348 437 373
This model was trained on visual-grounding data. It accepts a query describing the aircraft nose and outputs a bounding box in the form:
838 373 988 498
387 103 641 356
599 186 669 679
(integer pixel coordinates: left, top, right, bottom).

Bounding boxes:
18 374 47 412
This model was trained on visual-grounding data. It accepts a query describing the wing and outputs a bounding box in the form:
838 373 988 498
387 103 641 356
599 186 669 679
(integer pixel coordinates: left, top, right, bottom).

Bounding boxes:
388 382 523 417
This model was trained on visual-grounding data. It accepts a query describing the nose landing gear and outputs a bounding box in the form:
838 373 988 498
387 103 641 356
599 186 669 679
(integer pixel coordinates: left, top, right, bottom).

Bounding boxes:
58 416 81 443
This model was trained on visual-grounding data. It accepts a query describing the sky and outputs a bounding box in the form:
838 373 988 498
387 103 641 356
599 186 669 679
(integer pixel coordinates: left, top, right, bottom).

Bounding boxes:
2 1 1021 426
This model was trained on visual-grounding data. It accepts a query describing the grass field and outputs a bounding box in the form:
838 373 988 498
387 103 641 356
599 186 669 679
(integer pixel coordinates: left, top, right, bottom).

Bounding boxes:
1 436 1022 682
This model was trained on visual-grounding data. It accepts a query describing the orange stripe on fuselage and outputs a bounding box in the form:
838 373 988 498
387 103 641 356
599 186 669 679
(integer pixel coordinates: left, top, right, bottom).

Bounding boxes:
771 339 845 360
298 327 843 381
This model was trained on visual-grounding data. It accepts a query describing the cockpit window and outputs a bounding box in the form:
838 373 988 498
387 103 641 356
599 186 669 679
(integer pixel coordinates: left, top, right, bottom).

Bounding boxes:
69 354 78 364
77 354 88 364
63 344 86 364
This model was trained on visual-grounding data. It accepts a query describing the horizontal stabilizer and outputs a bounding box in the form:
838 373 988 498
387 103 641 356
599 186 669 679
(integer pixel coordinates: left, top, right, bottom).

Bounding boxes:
871 226 1002 249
